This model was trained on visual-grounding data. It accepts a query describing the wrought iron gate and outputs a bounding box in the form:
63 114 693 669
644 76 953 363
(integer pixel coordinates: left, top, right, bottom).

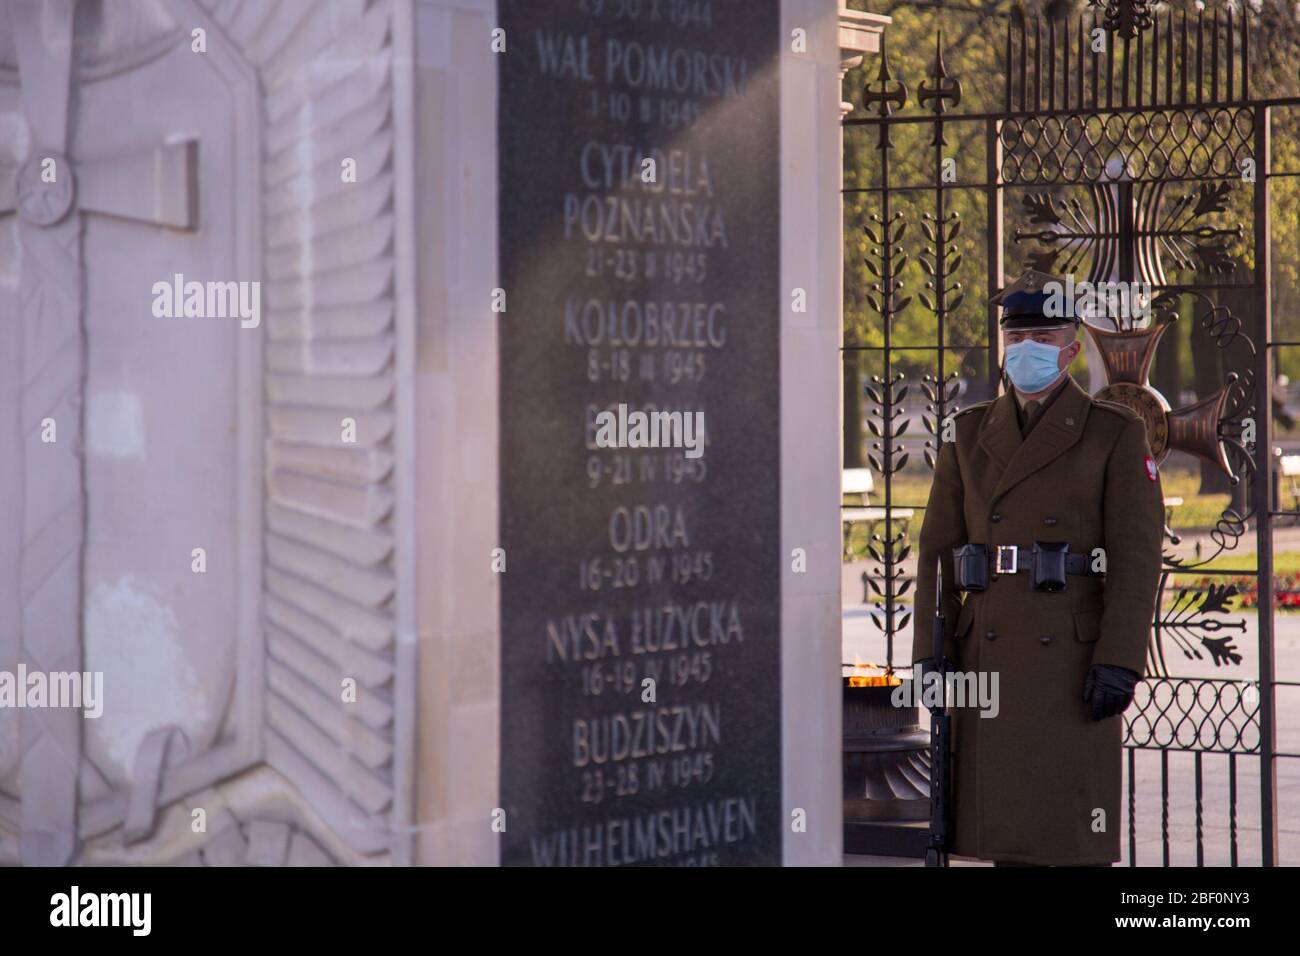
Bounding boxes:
842 3 1297 866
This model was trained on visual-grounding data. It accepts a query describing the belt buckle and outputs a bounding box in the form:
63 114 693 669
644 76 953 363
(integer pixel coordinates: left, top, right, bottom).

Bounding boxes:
996 545 1018 575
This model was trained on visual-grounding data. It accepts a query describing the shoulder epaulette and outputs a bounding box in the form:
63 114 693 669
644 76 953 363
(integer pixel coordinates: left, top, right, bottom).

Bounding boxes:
1090 398 1141 423
953 399 994 419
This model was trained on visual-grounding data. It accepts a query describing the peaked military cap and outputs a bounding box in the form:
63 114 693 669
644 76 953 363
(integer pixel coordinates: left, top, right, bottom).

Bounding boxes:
992 269 1080 331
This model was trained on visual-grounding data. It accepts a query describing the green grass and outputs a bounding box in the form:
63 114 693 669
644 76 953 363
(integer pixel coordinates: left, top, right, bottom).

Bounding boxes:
848 467 1234 556
1157 471 1235 532
849 546 1300 613
1173 550 1300 577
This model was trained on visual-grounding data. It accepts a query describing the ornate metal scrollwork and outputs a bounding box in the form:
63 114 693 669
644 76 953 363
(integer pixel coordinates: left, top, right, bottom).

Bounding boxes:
1087 0 1157 40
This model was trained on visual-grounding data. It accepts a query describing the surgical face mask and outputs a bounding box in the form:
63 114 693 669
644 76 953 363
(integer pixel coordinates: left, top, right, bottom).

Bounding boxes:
1003 339 1067 394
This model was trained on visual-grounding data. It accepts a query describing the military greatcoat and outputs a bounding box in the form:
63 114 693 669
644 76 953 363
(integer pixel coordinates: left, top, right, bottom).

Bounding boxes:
912 374 1164 865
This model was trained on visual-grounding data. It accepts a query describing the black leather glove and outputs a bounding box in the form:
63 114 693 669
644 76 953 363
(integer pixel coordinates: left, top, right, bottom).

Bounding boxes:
1083 664 1141 721
914 656 956 710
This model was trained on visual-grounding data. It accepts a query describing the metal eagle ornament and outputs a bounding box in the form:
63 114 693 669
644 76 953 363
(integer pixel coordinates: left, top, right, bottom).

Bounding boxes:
1086 315 1237 480
1011 154 1246 483
994 270 1239 482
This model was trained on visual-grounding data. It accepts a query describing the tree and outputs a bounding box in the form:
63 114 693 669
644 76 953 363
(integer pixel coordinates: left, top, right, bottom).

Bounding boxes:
842 0 1300 486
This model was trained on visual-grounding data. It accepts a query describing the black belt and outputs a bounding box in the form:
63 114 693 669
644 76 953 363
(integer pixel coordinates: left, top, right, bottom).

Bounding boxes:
987 545 1094 576
953 542 1101 593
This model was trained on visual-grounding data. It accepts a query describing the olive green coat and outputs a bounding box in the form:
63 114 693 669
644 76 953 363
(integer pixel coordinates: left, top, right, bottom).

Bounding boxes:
912 375 1163 865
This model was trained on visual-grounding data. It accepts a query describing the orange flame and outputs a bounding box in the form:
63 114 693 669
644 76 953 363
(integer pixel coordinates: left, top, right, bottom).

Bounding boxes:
844 660 902 687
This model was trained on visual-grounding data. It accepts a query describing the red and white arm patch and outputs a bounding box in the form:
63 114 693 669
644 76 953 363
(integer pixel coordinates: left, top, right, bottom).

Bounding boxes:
1144 456 1158 482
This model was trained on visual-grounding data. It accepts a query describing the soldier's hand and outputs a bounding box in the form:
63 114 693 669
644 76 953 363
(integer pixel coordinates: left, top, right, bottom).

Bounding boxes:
914 656 956 710
1083 664 1140 721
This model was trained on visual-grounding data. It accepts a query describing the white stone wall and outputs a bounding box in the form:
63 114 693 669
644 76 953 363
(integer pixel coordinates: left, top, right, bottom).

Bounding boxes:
411 0 501 866
780 0 846 867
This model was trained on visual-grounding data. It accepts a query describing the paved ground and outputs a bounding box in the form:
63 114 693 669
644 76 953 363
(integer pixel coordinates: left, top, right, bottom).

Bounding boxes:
841 526 1300 866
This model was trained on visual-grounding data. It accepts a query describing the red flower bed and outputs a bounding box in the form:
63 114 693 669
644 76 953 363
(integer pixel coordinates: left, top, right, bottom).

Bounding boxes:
1199 573 1300 609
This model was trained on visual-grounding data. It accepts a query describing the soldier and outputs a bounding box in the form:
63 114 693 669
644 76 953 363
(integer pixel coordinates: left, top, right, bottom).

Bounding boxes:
913 270 1164 866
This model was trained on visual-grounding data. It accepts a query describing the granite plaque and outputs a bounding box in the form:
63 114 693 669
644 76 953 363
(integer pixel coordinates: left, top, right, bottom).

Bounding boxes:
499 0 781 866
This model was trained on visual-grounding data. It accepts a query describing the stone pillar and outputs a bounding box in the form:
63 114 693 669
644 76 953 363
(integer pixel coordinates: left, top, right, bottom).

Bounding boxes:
411 0 501 866
779 0 889 866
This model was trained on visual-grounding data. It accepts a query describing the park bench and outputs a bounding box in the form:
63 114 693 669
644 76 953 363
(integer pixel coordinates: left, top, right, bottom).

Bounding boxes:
1280 455 1300 516
1162 495 1184 544
842 468 914 558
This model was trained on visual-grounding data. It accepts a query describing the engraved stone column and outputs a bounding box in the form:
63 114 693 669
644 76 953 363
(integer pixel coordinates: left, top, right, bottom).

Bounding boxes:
1 0 200 866
9 0 85 868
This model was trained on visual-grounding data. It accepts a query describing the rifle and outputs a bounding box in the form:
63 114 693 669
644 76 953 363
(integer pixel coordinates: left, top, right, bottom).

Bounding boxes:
925 558 951 868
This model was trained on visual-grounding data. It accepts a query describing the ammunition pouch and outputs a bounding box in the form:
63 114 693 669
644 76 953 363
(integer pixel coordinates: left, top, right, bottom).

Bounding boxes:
952 542 1098 593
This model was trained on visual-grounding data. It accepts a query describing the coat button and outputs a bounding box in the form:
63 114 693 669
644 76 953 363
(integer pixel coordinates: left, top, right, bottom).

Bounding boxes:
1044 516 1058 526
1040 635 1053 645
990 512 1002 523
985 630 997 641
